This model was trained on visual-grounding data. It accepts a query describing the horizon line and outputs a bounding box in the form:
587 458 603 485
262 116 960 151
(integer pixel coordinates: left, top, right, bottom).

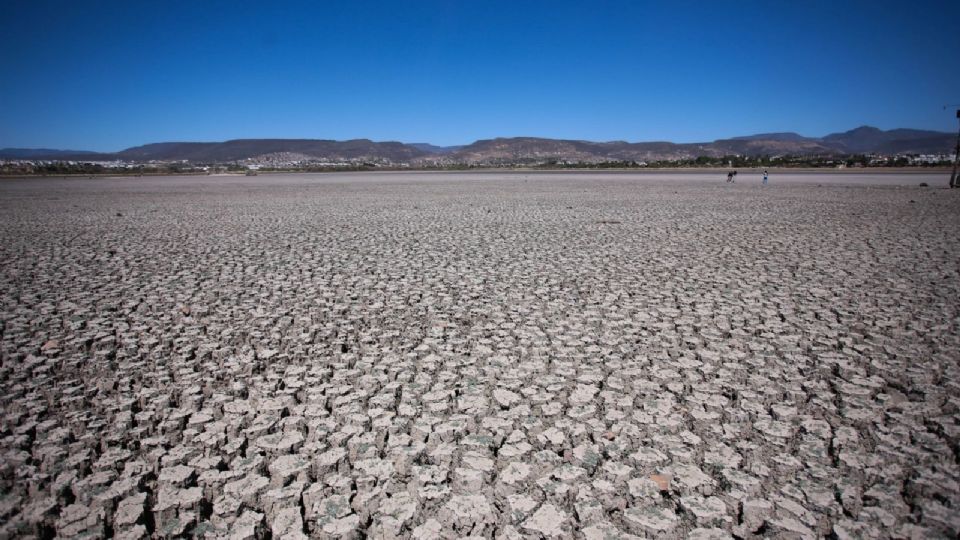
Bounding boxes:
5 124 957 154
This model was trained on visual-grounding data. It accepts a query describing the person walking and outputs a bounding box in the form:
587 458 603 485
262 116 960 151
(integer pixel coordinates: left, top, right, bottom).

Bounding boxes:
762 170 769 185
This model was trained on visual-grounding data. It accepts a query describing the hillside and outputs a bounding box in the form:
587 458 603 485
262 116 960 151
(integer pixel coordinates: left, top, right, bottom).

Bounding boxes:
115 139 429 162
2 126 953 164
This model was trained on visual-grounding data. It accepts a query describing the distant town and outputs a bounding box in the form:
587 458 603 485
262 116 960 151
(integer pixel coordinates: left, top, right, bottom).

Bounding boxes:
2 125 956 175
1 153 956 177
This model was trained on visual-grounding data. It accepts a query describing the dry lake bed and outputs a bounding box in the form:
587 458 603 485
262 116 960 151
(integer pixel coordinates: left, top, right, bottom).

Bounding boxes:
1 171 958 539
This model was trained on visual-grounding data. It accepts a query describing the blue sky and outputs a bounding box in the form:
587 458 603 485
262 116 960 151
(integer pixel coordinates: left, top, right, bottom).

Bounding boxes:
1 0 957 150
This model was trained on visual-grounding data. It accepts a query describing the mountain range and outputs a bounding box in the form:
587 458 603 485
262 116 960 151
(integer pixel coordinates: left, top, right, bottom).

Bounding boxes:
1 126 954 165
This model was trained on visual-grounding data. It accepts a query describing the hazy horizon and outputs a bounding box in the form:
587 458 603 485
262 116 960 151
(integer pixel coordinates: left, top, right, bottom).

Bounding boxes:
2 124 956 155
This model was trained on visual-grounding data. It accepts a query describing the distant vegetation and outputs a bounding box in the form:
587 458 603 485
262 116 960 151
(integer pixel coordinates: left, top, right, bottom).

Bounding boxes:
2 153 947 177
539 154 920 169
0 162 253 176
2 124 955 176
1 125 955 175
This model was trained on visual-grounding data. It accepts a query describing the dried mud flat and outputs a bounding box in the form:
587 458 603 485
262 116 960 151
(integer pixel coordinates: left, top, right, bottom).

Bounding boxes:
0 172 958 539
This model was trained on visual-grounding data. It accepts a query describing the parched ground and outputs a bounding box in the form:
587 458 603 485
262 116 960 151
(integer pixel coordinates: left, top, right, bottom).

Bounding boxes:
0 172 958 539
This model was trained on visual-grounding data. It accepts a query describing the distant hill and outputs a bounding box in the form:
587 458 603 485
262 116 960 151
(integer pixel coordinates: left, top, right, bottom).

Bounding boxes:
115 142 219 161
444 126 954 163
2 126 953 164
708 137 838 157
448 137 708 163
115 139 428 162
821 126 954 154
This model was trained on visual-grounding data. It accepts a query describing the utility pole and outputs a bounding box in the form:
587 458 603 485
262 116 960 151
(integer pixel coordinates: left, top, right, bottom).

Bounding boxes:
951 109 960 189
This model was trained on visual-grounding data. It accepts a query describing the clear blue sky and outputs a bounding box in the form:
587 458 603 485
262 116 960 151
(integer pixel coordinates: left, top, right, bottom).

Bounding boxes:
1 0 958 150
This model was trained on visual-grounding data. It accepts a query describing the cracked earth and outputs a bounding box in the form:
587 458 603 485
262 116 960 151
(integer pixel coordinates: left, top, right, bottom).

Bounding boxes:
0 172 958 539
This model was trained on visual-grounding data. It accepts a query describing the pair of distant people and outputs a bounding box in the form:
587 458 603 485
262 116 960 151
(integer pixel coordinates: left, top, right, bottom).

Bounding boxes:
726 170 769 184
